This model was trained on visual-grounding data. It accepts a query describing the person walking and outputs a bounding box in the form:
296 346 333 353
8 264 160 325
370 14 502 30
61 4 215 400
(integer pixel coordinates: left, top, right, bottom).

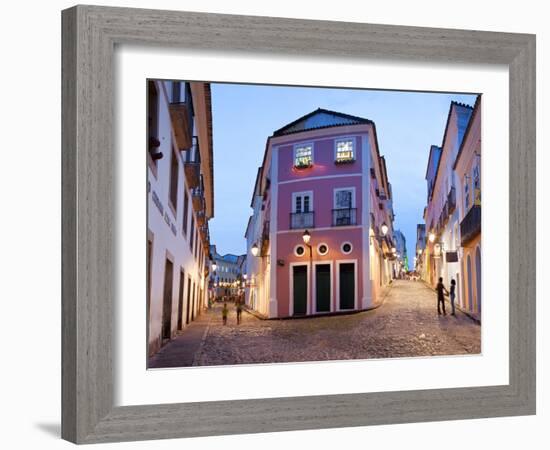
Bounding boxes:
436 277 449 315
449 279 457 316
222 302 229 325
236 301 243 325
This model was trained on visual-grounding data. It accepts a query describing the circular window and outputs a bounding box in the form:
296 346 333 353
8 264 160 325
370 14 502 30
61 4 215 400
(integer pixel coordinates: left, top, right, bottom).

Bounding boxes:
341 242 353 254
294 245 306 257
317 243 329 256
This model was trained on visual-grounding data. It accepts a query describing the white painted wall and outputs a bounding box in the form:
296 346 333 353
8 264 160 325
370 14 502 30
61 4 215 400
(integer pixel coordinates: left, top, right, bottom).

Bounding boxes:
147 80 207 355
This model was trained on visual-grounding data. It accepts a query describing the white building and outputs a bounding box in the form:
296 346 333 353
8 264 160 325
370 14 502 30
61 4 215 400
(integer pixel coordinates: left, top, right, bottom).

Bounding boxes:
147 80 214 358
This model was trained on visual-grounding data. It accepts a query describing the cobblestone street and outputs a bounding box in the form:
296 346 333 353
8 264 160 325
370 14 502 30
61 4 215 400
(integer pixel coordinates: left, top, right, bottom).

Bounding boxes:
148 280 481 368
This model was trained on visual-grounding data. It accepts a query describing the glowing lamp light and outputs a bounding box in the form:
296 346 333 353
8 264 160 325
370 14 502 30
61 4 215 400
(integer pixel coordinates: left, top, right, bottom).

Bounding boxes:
381 223 389 236
243 274 247 280
428 232 436 243
418 249 422 255
211 262 217 272
391 247 397 254
302 229 311 245
251 243 260 257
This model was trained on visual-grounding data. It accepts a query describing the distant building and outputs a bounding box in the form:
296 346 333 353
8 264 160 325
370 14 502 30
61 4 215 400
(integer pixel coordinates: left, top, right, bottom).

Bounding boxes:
210 245 246 297
147 80 213 358
393 229 407 276
415 224 426 272
244 108 398 318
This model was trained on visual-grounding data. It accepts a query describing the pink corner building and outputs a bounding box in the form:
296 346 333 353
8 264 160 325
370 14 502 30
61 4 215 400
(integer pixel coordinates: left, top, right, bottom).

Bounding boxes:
245 109 399 318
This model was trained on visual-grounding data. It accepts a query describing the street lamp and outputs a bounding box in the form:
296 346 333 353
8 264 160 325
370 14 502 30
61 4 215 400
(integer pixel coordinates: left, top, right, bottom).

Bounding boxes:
428 232 436 243
251 243 259 257
302 229 311 245
211 261 217 272
381 223 389 236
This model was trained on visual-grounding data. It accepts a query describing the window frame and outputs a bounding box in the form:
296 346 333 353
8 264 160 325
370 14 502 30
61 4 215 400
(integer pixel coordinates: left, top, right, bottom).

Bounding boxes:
334 136 356 164
292 191 314 214
293 142 314 168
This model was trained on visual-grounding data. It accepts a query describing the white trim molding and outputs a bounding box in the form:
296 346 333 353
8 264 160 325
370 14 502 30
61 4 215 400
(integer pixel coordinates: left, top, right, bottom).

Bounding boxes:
288 262 311 317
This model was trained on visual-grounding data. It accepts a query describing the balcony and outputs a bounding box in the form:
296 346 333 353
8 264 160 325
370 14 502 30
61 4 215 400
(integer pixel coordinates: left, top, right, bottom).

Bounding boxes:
184 137 201 189
290 212 314 229
460 205 481 246
332 208 357 226
447 186 456 215
168 101 193 150
191 186 205 212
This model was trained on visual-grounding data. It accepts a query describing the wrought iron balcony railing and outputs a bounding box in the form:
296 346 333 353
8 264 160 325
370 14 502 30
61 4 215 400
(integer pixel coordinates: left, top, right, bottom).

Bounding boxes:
332 208 357 226
460 204 481 246
290 212 314 229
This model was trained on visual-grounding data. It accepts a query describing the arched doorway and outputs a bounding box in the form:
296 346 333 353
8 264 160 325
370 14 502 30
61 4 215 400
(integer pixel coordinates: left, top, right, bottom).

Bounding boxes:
475 246 481 315
467 255 473 312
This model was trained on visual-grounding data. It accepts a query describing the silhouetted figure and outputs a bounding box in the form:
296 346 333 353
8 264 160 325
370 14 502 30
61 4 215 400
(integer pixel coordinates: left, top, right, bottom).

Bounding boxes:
222 302 228 325
236 301 243 325
449 279 456 316
436 277 449 315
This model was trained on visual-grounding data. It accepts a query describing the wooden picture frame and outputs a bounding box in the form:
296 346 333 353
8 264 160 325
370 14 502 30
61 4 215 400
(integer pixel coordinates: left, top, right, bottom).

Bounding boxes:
61 5 536 444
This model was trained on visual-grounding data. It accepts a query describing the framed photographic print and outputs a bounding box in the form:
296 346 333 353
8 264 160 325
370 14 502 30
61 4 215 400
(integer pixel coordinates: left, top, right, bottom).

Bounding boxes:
62 5 536 444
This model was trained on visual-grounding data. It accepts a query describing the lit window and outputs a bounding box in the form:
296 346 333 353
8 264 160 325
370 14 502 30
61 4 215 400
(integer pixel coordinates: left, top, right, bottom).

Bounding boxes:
294 144 313 168
335 139 355 163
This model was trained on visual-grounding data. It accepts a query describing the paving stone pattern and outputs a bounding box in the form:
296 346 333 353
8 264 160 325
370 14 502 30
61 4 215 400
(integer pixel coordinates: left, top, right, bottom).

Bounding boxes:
149 280 481 368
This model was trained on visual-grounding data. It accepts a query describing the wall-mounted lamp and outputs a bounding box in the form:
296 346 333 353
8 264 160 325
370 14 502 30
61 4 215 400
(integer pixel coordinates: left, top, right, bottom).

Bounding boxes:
428 232 436 243
251 243 260 257
302 229 311 245
381 223 389 236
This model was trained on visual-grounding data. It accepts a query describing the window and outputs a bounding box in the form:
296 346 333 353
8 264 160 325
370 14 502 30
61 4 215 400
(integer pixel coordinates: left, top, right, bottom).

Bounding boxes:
294 245 306 257
464 179 470 211
147 81 161 165
169 147 179 212
182 189 189 236
341 242 353 254
317 243 329 256
172 81 181 103
291 191 314 229
293 192 312 213
333 188 356 226
189 216 195 252
335 138 355 163
294 144 313 168
473 165 481 205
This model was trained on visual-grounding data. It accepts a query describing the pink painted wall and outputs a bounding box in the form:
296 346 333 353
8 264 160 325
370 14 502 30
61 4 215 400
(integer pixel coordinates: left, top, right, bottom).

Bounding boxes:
276 228 364 317
277 132 364 183
277 177 363 230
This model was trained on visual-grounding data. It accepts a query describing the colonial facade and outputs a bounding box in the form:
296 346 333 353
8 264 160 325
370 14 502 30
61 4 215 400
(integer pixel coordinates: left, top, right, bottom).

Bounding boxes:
454 96 481 318
244 108 397 318
147 80 214 358
422 98 481 319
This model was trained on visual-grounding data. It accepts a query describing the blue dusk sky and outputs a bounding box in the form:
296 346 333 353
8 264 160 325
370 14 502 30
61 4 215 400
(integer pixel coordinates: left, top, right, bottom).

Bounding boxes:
208 83 477 266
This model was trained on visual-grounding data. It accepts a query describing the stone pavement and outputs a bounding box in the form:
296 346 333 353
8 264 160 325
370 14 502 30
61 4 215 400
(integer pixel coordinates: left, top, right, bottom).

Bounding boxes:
149 280 481 368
